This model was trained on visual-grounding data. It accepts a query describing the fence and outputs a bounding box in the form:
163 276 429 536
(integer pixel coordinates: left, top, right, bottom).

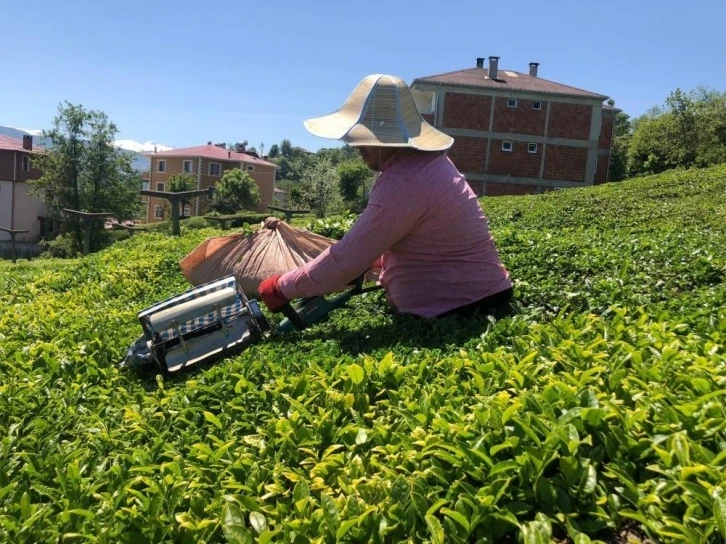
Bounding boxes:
0 241 45 261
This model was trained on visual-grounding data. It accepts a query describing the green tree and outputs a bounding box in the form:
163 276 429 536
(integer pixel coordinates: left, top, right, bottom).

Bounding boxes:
293 157 341 218
337 159 372 209
274 155 307 183
626 87 726 177
665 88 698 167
268 144 280 158
692 86 726 167
606 101 633 182
30 101 141 252
627 114 675 176
209 168 261 214
168 172 196 217
317 145 359 166
280 139 293 158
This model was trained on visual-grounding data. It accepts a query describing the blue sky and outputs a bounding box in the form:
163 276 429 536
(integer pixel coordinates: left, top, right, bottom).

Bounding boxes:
1 0 724 152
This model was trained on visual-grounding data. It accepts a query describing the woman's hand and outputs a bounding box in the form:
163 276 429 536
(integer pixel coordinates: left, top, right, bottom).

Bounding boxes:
258 275 290 312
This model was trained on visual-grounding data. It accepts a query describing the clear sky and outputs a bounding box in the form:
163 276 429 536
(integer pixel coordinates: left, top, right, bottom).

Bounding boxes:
2 0 724 152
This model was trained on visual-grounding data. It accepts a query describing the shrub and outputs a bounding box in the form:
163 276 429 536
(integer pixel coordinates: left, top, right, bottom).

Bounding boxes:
0 165 724 543
305 210 357 240
209 168 261 214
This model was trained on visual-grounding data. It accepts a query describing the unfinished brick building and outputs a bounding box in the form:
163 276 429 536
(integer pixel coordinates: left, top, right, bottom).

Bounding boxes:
411 57 616 196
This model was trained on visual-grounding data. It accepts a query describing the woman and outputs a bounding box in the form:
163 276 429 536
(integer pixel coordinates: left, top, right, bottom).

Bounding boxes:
259 74 514 319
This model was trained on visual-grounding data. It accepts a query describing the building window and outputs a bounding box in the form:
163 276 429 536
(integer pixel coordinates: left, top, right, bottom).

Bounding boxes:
209 162 222 176
528 143 538 154
142 180 149 191
247 165 255 173
507 99 518 108
183 206 191 217
156 182 165 192
183 160 194 173
157 160 166 172
533 101 542 110
154 205 163 219
21 156 30 172
502 141 513 152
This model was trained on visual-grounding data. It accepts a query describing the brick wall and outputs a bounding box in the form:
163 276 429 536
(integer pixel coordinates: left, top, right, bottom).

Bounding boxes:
548 103 592 140
595 154 610 184
543 145 588 182
469 180 486 197
485 182 538 196
443 92 491 130
488 140 541 178
447 136 487 173
598 112 614 149
428 89 615 194
492 98 546 136
421 113 435 124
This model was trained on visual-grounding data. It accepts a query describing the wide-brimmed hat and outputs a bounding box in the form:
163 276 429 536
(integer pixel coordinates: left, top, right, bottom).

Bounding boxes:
304 74 454 151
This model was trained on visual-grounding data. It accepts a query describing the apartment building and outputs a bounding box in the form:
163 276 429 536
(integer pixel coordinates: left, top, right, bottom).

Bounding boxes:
410 56 616 196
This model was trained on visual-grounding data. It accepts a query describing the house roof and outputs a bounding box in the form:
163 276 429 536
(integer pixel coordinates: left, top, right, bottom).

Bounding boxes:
144 144 278 167
0 135 39 152
412 67 608 100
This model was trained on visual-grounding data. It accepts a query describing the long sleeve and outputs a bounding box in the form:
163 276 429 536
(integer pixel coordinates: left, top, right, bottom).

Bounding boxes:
278 171 429 301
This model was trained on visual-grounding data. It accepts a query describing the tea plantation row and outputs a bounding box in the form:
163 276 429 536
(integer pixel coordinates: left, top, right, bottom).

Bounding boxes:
0 165 724 543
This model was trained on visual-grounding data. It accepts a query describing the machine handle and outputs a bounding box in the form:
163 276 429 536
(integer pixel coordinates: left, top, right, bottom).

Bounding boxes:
280 303 309 331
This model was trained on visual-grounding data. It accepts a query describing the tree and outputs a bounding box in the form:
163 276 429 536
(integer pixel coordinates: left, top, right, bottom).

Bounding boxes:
280 139 293 158
665 88 698 168
692 86 726 167
29 101 141 252
168 172 196 217
317 145 359 166
293 157 341 218
268 144 280 158
337 159 372 209
627 114 676 176
606 103 633 182
209 168 261 214
626 87 726 177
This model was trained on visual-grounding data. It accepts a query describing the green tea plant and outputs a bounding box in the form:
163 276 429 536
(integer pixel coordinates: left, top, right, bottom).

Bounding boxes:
0 165 724 543
305 211 358 240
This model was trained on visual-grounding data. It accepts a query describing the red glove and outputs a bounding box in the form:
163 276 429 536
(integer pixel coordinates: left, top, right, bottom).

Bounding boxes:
258 275 290 312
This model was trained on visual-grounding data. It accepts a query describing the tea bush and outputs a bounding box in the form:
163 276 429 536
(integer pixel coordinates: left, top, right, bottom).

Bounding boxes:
0 166 724 543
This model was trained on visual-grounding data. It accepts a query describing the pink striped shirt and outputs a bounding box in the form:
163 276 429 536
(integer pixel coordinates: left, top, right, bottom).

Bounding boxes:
278 149 512 318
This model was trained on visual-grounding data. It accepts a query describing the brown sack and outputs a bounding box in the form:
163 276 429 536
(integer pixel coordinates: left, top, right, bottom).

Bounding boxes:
179 217 336 298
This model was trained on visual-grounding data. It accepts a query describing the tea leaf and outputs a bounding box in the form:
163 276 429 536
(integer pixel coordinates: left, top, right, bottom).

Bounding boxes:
203 411 223 430
249 511 267 535
347 364 365 385
425 514 445 544
222 503 254 544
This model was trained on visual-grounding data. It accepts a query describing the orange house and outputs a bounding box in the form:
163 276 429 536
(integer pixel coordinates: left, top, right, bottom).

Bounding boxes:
141 143 278 223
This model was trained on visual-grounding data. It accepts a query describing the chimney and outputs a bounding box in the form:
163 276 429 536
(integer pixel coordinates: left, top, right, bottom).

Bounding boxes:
529 62 539 77
488 56 500 80
207 141 212 145
22 135 32 151
476 57 484 69
228 151 231 158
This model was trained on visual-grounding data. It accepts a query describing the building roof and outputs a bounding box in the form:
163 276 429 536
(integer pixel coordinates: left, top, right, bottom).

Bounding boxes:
0 135 39 152
412 67 608 100
145 144 278 167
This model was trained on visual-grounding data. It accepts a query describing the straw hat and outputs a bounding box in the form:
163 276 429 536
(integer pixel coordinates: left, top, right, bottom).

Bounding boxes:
304 74 454 151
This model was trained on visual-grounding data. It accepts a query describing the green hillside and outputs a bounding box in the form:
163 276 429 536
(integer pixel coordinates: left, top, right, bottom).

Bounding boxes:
1 166 725 543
